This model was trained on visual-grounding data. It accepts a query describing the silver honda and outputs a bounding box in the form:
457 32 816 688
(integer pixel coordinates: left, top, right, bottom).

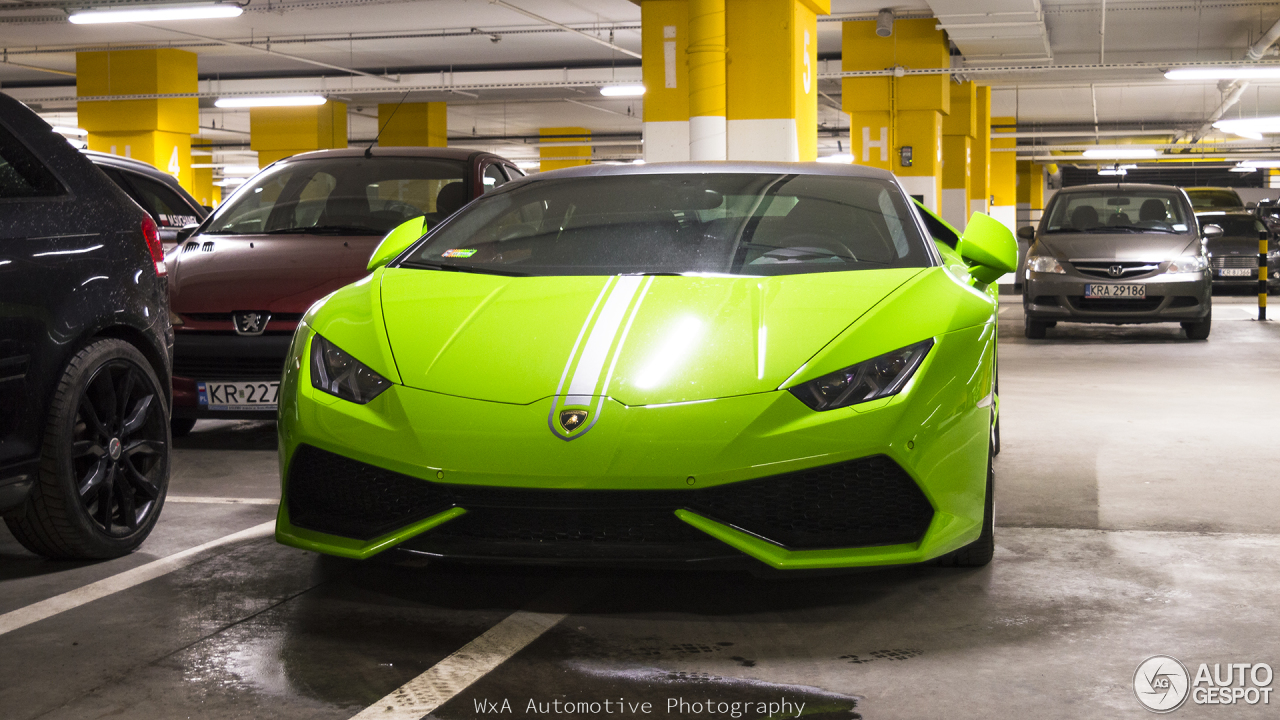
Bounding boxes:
1020 183 1214 339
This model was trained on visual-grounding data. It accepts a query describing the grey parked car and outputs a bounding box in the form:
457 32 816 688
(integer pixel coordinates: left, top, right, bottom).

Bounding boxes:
1020 183 1213 339
1194 210 1279 292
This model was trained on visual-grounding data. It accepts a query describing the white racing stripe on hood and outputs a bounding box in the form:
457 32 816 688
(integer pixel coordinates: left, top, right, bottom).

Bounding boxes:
566 274 645 397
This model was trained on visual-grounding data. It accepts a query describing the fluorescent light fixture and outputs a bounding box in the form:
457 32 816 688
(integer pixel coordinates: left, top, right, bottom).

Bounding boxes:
213 95 326 108
51 125 88 136
1237 159 1280 168
816 153 855 164
1230 166 1258 173
66 138 88 149
1081 148 1159 159
631 159 645 165
69 3 244 24
1097 168 1127 176
514 160 541 169
1165 67 1280 80
214 178 246 187
1213 116 1280 139
600 84 646 97
220 164 260 175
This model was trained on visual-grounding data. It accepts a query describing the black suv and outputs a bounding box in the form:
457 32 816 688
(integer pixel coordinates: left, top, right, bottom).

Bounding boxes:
1 92 173 559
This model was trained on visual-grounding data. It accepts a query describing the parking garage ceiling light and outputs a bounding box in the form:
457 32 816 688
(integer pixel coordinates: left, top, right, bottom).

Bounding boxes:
1164 67 1280 80
600 84 646 97
213 95 326 108
68 2 244 24
51 126 88 137
1237 159 1280 168
1081 148 1159 159
1213 116 1280 140
816 153 855 163
220 164 260 176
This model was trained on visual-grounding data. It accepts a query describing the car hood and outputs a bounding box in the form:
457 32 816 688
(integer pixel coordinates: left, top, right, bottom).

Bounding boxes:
377 267 924 406
169 233 382 313
1038 233 1198 261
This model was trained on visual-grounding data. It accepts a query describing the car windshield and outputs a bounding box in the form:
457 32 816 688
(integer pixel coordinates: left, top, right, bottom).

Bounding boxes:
1186 189 1243 209
400 173 930 277
205 156 467 236
1043 189 1190 235
1201 214 1266 239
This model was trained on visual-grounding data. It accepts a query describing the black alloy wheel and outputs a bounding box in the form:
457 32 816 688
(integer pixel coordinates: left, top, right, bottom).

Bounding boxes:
5 339 170 559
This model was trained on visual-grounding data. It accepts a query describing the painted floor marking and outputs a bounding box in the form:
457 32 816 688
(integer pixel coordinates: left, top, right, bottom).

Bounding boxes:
998 306 1011 315
0 520 274 637
350 607 568 720
167 496 278 505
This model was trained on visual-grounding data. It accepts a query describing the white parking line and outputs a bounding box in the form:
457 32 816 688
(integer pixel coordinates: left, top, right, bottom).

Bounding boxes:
998 306 1011 315
0 520 274 637
1239 306 1262 317
350 608 569 720
167 496 278 505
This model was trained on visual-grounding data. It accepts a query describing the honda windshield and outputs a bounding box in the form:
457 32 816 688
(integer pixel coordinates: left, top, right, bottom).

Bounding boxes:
400 172 932 277
1044 189 1192 235
206 156 467 236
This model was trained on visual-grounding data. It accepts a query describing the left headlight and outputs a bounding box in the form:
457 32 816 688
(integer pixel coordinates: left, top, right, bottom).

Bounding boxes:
789 339 934 412
310 334 391 404
1167 255 1208 273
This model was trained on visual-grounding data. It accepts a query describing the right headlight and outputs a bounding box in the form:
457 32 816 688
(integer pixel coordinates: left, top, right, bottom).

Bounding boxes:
1167 255 1208 274
310 334 391 404
1027 255 1065 274
789 339 933 412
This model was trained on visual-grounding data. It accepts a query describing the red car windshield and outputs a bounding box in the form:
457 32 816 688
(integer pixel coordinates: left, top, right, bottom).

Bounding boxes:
207 156 467 235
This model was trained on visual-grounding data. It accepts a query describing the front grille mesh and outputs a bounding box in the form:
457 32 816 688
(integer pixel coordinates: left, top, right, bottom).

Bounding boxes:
173 356 285 380
1071 261 1161 279
285 445 935 551
1069 296 1163 312
1211 256 1258 269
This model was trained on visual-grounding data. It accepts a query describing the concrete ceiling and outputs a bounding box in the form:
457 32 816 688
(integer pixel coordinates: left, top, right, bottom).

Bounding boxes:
4 0 1280 163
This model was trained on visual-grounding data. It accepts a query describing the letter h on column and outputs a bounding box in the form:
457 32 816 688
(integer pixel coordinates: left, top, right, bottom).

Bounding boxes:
863 127 888 162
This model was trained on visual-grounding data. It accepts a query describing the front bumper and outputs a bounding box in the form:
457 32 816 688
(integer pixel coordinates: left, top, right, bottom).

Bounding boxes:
1024 269 1211 324
275 324 995 571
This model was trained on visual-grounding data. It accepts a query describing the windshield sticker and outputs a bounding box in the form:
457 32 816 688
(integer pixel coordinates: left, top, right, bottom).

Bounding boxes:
441 248 477 258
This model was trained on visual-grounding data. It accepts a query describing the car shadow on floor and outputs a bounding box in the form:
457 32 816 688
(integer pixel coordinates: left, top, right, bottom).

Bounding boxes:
174 419 278 451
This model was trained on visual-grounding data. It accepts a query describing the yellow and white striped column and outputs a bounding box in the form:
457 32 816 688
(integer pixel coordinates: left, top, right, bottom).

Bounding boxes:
687 0 727 160
376 102 447 147
76 49 198 192
249 102 348 168
971 86 992 217
540 127 592 172
941 80 976 228
842 18 950 210
724 0 827 162
641 0 690 162
989 115 1018 231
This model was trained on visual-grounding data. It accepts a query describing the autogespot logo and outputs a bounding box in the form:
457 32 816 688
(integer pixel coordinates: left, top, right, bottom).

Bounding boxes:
1134 655 1191 713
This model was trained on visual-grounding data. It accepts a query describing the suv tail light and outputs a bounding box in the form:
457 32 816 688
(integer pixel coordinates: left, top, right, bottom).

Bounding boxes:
141 215 165 276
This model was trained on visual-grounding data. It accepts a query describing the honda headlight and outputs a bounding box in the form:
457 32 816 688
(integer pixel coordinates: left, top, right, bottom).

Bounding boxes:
789 339 933 412
1027 255 1065 274
1167 255 1208 274
310 334 391 404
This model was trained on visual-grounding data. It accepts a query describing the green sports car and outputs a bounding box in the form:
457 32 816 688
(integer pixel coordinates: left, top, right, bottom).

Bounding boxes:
274 163 1017 571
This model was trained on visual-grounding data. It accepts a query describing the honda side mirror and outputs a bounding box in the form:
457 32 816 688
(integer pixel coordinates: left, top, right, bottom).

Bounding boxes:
368 216 427 271
959 212 1019 285
1016 226 1036 241
1203 224 1224 240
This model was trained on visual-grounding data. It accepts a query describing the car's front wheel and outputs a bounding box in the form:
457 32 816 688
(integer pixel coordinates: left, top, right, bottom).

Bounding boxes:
5 339 170 559
1182 308 1211 340
1025 318 1050 339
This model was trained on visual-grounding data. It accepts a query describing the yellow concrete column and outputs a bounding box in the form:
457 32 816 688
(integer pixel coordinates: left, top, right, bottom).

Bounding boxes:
540 127 591 172
376 102 447 147
990 115 1018 231
842 18 950 210
192 167 214 208
941 81 976 229
249 101 348 168
76 49 198 192
687 0 726 160
642 0 691 162
971 86 992 217
1016 160 1045 229
724 0 828 161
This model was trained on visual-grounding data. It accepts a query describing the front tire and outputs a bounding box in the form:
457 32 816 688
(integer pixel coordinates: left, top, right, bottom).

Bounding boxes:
5 339 170 559
1182 309 1212 340
1025 318 1049 339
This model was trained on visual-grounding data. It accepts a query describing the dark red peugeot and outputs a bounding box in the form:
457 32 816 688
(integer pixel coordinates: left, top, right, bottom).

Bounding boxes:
166 147 524 435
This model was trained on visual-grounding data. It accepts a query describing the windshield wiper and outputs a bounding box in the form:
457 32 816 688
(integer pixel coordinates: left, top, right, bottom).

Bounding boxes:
401 260 528 277
262 225 385 235
1083 225 1180 234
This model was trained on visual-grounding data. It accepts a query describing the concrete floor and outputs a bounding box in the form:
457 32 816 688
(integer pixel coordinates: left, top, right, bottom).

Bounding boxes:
2 295 1278 719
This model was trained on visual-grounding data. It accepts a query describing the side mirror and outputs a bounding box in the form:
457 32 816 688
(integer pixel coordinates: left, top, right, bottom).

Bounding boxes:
176 224 200 243
367 215 426 271
1016 225 1036 241
959 212 1019 284
1203 224 1224 240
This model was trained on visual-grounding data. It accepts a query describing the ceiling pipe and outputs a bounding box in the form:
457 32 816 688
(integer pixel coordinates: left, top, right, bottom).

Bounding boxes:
1188 16 1280 142
487 0 641 60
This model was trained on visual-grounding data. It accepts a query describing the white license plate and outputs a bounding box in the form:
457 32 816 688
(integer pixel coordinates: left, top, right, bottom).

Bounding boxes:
1220 268 1255 277
198 381 279 411
1084 284 1146 299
